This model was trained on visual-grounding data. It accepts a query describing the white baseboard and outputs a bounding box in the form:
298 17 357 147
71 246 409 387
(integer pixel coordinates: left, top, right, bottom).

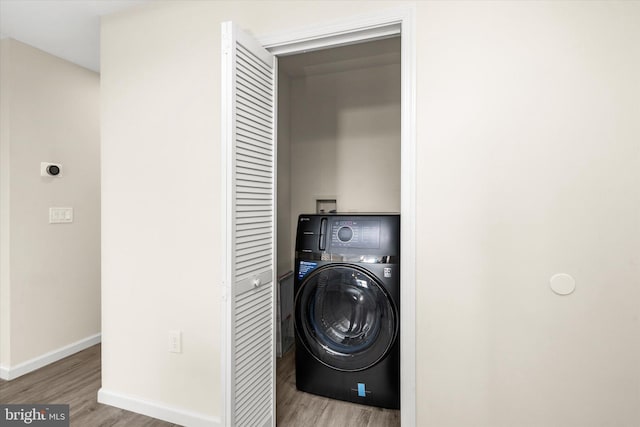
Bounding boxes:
0 333 101 381
98 388 221 427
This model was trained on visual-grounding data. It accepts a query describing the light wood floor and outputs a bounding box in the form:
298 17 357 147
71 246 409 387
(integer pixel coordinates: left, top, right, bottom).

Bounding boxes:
0 344 176 427
0 344 400 426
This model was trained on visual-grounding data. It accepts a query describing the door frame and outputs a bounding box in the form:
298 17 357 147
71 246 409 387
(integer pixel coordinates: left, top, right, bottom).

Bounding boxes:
222 5 417 426
261 6 417 426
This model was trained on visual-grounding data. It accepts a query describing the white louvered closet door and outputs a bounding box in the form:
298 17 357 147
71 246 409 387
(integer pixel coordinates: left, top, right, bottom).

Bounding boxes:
221 22 276 427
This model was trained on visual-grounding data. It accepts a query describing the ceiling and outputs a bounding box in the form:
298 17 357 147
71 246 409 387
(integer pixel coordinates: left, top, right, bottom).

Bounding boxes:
0 1 400 76
0 0 153 72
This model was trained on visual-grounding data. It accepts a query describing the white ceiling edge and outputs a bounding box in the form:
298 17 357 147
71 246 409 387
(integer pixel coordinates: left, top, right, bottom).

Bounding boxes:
0 0 153 72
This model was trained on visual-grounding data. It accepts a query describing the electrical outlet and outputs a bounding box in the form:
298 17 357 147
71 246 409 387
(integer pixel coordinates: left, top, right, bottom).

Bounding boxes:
168 330 182 353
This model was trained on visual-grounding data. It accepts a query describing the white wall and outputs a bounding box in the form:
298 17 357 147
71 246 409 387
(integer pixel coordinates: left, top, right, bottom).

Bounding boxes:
101 1 640 426
280 62 401 271
100 2 402 421
99 3 223 420
289 63 401 211
0 39 101 377
416 2 640 426
276 71 292 277
0 39 11 367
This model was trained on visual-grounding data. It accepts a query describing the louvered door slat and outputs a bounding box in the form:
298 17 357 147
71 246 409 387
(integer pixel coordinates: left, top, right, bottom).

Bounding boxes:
222 21 275 427
237 129 273 145
236 318 271 345
236 248 272 264
237 117 273 139
237 155 273 169
237 158 273 171
236 237 271 250
236 52 272 82
237 44 272 74
236 70 272 99
236 221 271 232
235 243 271 256
235 240 271 254
237 142 272 158
236 226 272 237
236 298 272 324
236 299 271 326
236 373 271 420
237 177 271 187
236 232 271 244
236 251 271 266
237 106 273 129
236 358 271 394
236 49 272 81
237 184 272 194
237 193 273 201
236 215 272 224
237 98 272 122
237 87 273 112
237 91 273 115
237 81 273 108
237 104 272 127
236 259 272 276
236 57 271 84
237 54 272 83
237 128 273 147
237 166 273 178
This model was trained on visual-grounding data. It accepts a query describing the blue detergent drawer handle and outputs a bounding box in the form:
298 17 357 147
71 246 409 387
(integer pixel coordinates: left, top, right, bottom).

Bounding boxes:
357 383 366 397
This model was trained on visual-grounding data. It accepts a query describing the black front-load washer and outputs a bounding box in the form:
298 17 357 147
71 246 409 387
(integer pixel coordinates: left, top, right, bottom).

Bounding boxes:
294 214 400 409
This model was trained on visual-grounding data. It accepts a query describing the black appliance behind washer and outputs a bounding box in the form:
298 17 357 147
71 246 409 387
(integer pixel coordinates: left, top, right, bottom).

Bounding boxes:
294 214 400 409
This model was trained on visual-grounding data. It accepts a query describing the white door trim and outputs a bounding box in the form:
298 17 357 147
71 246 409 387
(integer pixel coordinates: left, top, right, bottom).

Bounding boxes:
257 6 417 426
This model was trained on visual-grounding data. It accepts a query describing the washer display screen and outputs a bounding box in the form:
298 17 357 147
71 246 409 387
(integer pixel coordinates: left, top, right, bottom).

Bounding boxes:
330 220 380 249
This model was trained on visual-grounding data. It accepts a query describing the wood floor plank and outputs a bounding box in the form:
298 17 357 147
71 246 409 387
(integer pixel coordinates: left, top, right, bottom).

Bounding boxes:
0 344 178 427
2 342 400 426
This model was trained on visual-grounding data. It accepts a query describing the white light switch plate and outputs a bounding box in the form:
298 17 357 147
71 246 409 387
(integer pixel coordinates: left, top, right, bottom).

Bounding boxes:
169 330 182 353
49 207 73 223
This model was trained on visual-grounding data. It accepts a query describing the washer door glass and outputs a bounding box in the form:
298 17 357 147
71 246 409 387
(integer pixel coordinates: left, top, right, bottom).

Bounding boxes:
295 265 397 372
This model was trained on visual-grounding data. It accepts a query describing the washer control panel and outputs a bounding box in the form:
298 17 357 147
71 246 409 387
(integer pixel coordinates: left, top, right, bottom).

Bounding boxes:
296 214 399 255
331 220 380 249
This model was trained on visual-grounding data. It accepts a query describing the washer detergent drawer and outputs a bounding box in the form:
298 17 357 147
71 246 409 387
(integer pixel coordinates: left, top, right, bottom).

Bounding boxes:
296 215 329 253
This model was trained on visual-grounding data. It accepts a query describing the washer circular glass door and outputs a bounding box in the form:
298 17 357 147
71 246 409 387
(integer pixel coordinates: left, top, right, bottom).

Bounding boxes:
295 264 398 372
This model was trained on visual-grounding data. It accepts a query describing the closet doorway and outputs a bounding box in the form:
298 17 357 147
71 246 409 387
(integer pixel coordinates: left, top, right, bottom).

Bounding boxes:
221 8 416 426
275 37 401 426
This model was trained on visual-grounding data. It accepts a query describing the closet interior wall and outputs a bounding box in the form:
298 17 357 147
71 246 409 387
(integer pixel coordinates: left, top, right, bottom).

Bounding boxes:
277 38 402 276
